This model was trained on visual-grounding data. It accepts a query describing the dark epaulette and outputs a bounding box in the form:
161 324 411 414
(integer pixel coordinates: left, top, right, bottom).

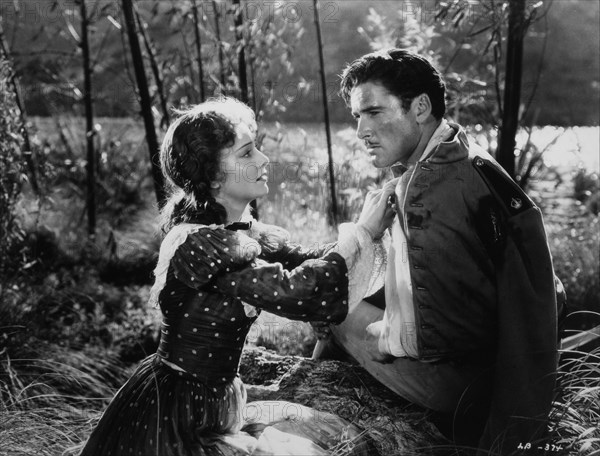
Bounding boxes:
472 156 534 217
473 155 568 336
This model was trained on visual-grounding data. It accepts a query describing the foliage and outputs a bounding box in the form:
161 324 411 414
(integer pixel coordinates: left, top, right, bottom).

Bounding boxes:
0 224 159 368
572 168 600 215
38 116 152 227
548 215 600 330
4 1 598 124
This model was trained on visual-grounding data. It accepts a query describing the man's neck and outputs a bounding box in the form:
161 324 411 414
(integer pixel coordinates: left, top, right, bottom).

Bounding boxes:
404 118 443 166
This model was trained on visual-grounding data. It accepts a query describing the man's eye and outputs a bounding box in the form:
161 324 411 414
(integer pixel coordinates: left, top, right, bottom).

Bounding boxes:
243 150 252 157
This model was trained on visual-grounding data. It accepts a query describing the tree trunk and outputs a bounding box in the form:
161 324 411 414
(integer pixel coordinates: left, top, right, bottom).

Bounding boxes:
79 0 96 238
0 25 40 196
122 0 166 208
135 7 170 128
249 52 257 114
212 0 225 91
313 0 338 226
191 0 206 102
232 0 248 103
497 0 525 179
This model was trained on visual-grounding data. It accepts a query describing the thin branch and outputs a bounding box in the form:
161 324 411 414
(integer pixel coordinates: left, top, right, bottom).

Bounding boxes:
135 5 170 127
212 0 225 89
179 21 197 102
520 1 551 124
10 50 78 58
443 15 482 74
117 7 136 96
493 36 503 119
90 21 114 69
79 0 97 238
191 0 206 102
313 0 338 226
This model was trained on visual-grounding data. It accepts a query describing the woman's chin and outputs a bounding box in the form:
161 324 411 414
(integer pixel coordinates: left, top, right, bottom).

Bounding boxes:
243 185 269 204
256 182 269 197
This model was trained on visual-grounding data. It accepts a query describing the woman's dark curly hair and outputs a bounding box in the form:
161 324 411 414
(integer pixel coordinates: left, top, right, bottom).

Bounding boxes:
159 97 257 232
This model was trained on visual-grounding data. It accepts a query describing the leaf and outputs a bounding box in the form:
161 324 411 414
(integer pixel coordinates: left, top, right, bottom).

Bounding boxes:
65 18 81 44
106 15 121 30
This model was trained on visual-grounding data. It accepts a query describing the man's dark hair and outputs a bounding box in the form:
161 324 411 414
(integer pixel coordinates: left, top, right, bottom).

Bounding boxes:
340 48 446 119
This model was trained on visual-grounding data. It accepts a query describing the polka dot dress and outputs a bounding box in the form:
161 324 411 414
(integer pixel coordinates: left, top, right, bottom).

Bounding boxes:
78 223 355 456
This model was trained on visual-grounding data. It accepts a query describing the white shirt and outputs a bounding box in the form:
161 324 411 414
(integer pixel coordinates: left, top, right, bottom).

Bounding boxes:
373 120 455 357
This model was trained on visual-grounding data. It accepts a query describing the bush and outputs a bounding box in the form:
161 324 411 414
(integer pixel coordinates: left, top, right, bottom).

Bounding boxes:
38 117 152 228
573 168 600 215
548 215 600 331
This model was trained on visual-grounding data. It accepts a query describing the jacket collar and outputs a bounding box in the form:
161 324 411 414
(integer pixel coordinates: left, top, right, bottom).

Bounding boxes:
426 122 469 164
390 122 469 176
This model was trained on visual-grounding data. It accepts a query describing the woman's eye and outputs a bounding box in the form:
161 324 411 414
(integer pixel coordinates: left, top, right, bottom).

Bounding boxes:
243 150 252 157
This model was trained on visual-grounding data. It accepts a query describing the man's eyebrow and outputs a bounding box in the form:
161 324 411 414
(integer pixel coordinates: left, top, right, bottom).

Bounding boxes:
352 105 381 117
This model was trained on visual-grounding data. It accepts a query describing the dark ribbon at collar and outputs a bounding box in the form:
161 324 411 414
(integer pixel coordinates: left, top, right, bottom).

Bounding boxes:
225 221 252 231
390 163 409 177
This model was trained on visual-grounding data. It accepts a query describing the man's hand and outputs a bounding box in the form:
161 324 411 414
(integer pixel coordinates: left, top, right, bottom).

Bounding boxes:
357 177 400 239
365 321 396 364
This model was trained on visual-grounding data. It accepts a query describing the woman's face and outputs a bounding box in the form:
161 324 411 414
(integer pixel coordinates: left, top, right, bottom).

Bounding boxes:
216 122 270 208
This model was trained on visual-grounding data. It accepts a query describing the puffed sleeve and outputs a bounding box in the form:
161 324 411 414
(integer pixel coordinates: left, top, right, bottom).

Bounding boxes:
260 241 337 270
208 252 349 323
250 221 336 269
170 227 260 289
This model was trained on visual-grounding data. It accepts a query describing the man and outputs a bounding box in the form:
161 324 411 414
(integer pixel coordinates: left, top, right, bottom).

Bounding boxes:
316 49 561 455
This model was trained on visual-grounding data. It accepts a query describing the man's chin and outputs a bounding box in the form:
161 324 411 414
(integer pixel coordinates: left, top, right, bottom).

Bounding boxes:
371 158 387 169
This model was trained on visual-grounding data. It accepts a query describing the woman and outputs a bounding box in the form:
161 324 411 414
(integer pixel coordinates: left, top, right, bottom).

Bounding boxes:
77 97 396 455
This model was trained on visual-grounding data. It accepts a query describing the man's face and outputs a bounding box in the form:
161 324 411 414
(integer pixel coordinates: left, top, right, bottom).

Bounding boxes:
350 82 422 168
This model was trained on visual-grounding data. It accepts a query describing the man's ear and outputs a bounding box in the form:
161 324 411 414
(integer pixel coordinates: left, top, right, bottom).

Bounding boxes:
413 94 432 123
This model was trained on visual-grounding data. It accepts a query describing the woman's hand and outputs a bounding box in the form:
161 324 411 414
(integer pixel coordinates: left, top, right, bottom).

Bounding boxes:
310 320 332 340
357 177 400 239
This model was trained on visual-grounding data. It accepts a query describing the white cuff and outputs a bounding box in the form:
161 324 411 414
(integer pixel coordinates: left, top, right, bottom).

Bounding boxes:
333 223 385 312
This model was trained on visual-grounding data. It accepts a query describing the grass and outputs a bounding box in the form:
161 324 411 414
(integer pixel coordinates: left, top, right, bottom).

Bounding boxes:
550 346 600 454
0 345 128 456
1 118 599 455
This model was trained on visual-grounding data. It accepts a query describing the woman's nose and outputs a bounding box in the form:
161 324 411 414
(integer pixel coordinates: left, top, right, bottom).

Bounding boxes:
257 149 270 167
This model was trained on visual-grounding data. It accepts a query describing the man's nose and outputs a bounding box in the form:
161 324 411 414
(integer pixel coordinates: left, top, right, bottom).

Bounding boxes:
356 117 371 140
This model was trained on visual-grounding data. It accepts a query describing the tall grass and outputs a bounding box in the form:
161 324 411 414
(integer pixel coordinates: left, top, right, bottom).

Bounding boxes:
550 346 600 454
0 347 129 456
